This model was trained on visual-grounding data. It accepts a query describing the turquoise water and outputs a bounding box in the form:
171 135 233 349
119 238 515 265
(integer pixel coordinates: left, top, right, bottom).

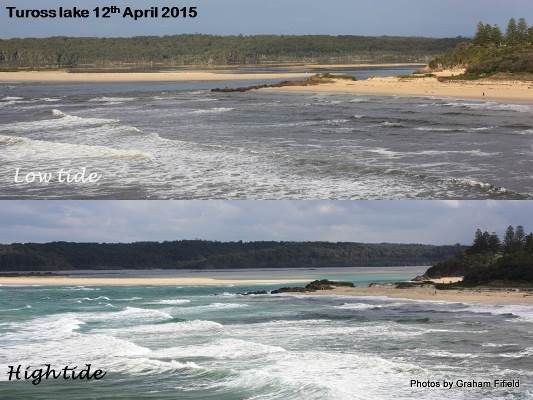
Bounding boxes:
1 268 532 399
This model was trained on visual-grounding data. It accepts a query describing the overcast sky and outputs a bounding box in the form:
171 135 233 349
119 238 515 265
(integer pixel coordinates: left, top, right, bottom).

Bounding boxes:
1 0 532 38
0 201 532 245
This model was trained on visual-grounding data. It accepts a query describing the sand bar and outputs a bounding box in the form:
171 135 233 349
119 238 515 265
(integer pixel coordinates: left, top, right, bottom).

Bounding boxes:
265 75 533 103
0 70 311 83
0 276 308 287
306 285 533 305
283 63 425 70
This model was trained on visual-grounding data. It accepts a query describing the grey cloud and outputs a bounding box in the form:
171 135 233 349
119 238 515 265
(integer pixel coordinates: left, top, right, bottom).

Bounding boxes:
1 201 533 245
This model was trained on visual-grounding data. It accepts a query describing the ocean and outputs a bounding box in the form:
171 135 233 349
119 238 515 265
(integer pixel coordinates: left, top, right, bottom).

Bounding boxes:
1 267 532 399
1 68 532 199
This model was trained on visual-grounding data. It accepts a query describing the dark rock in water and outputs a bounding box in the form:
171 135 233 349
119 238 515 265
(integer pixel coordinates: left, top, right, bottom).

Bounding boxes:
412 275 429 282
305 279 355 291
211 73 356 93
270 279 355 294
239 290 268 296
271 287 310 294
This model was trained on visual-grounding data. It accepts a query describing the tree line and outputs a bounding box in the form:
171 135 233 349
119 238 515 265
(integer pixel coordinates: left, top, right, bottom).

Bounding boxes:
0 35 464 69
430 17 533 76
0 240 464 271
473 18 533 47
426 226 533 285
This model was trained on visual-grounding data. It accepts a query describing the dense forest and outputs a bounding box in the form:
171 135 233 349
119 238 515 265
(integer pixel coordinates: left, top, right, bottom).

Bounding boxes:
430 17 533 76
425 226 533 286
0 35 464 69
0 241 464 271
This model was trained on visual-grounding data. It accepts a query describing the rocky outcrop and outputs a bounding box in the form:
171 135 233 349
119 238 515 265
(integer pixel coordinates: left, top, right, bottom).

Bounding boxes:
270 279 355 294
239 290 268 296
212 73 356 93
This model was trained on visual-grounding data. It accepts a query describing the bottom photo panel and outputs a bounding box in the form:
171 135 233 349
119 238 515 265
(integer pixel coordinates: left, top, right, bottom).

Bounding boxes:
0 200 532 400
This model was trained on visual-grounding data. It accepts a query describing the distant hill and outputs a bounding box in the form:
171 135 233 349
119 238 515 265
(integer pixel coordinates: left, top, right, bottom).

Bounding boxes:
0 241 464 271
0 35 464 70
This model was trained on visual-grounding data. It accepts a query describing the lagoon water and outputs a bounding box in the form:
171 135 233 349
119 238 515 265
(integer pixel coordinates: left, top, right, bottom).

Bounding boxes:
1 267 532 399
1 68 533 199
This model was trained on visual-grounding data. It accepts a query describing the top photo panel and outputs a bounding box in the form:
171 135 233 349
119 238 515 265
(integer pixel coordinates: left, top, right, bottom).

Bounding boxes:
0 0 532 200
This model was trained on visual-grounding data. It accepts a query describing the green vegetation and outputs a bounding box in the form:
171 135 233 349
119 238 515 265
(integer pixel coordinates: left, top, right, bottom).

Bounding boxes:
0 35 464 70
430 17 533 78
0 241 463 271
425 226 533 286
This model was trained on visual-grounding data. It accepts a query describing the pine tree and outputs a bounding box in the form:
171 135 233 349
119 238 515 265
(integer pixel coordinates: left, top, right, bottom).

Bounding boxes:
528 27 533 44
517 18 529 44
474 22 490 45
490 25 503 46
525 233 533 253
506 18 519 45
488 232 501 253
471 228 485 252
504 225 515 253
515 225 526 245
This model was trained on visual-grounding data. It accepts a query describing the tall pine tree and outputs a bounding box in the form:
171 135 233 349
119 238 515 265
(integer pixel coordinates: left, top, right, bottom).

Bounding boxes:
517 18 529 44
504 225 515 253
506 18 519 45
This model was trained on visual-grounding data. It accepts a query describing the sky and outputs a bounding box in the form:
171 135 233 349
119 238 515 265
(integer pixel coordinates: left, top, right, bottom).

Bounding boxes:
1 0 532 39
0 201 532 245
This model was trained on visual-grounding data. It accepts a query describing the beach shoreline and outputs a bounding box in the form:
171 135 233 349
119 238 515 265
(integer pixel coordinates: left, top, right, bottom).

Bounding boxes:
263 75 533 103
0 63 420 83
303 285 533 305
2 67 531 103
0 276 309 287
0 70 312 83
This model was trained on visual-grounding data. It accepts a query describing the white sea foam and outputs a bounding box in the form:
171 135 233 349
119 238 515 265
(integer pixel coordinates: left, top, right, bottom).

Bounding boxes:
154 339 286 360
189 107 234 114
334 302 405 310
1 96 23 101
223 350 426 400
89 96 136 104
376 121 404 128
0 134 152 160
0 304 32 312
462 304 533 322
79 296 111 301
515 129 533 135
445 177 511 194
0 109 118 132
97 319 224 336
4 314 85 340
92 306 174 322
414 126 457 132
63 286 100 291
172 302 249 314
443 101 532 113
146 299 191 305
0 135 26 145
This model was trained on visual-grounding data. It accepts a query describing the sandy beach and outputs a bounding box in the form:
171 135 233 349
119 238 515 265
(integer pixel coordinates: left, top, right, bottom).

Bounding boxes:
0 70 311 83
0 63 423 83
0 276 308 287
308 284 533 305
265 74 533 102
2 67 530 103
